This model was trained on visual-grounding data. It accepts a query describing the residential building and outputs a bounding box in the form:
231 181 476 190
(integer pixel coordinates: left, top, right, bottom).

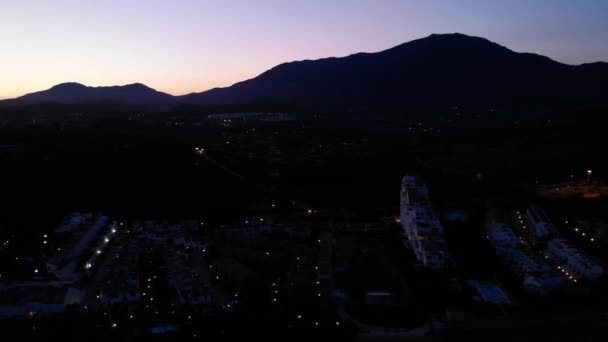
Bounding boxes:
566 254 604 280
545 238 577 263
485 209 521 249
400 176 445 269
525 206 556 241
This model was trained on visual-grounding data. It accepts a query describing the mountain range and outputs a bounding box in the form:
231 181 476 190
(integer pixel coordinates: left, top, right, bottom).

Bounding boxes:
3 33 607 114
3 82 175 106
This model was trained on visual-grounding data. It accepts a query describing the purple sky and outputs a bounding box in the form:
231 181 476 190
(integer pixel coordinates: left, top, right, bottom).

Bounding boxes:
1 0 607 99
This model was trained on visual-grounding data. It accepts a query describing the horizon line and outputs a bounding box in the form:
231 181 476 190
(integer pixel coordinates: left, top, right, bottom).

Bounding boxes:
2 32 607 101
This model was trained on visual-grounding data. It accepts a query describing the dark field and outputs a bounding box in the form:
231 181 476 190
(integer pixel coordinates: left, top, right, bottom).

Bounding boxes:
2 110 607 231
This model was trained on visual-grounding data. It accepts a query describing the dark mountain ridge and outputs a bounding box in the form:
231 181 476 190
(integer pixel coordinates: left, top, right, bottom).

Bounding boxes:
179 33 608 113
4 82 175 107
2 33 607 115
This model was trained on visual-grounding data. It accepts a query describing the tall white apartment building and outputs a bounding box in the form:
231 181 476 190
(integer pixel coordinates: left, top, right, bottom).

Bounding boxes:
400 176 445 269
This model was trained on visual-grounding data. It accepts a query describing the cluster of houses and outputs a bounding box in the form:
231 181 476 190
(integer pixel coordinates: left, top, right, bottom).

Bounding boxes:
208 112 296 123
1 213 115 317
132 221 214 307
94 234 140 306
545 237 604 281
487 209 555 292
1 215 218 318
486 207 604 293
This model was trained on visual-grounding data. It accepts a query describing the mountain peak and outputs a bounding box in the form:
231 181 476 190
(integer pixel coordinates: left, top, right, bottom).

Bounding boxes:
418 32 505 49
123 83 154 90
374 32 512 61
12 82 173 106
50 82 87 90
6 34 607 112
181 33 606 112
426 32 493 42
48 82 156 92
429 32 473 38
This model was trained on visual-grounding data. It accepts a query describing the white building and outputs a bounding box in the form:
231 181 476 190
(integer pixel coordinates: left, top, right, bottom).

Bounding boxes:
545 238 577 263
496 247 544 275
261 113 297 122
525 206 555 241
485 210 521 249
400 176 445 269
566 254 603 280
485 210 566 291
365 291 396 306
208 112 264 120
546 238 604 281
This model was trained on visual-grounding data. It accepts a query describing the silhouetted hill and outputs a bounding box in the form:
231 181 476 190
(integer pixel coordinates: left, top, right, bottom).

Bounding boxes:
4 82 175 106
179 33 608 114
3 33 607 116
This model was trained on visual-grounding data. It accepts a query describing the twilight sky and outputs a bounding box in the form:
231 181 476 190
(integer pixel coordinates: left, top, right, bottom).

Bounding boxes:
1 0 607 99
